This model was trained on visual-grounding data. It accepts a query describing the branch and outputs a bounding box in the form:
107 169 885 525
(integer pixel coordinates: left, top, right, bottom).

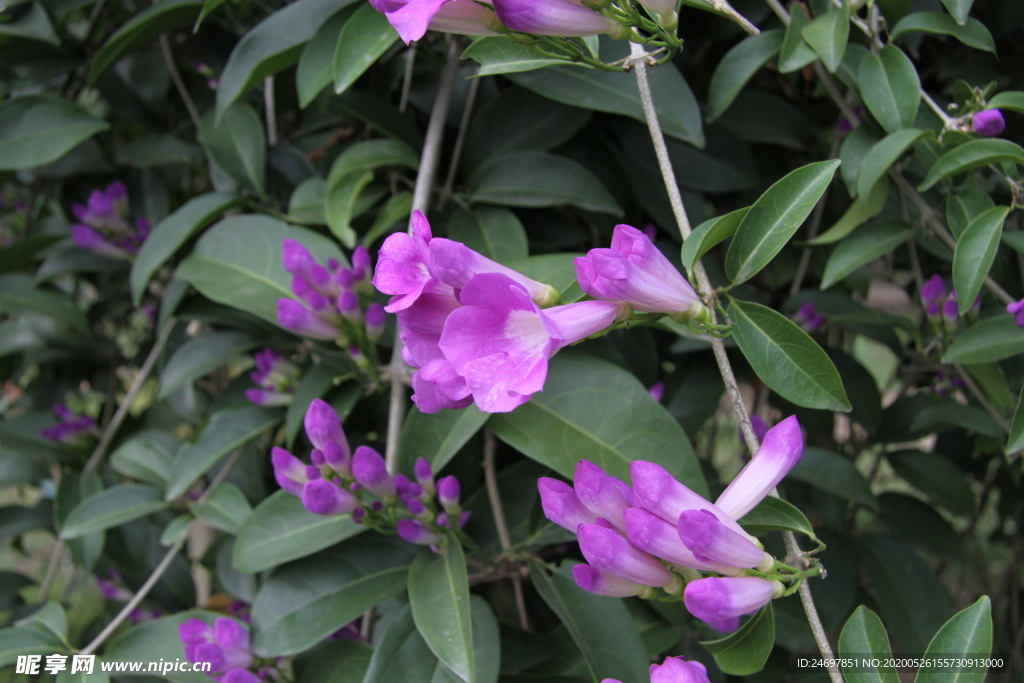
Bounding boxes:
483 429 530 630
159 35 201 129
264 76 278 146
83 318 176 476
385 39 463 473
439 67 482 209
630 42 844 683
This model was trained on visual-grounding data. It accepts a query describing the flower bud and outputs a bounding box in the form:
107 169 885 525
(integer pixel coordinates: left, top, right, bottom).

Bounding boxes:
572 563 653 598
352 446 396 498
277 300 340 340
577 523 679 590
574 460 632 532
302 479 359 516
677 510 773 571
339 289 363 323
1007 299 1024 327
714 415 803 520
352 245 373 282
538 477 598 532
437 475 461 513
304 399 350 456
972 109 1005 137
397 519 442 545
683 577 783 626
492 0 623 37
271 447 307 496
366 302 386 341
624 508 727 574
649 656 713 683
414 457 435 495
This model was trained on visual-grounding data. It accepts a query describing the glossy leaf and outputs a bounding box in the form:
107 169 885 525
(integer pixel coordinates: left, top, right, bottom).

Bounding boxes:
333 3 398 95
681 207 748 273
191 482 251 534
362 604 448 683
947 186 994 239
953 206 1009 314
293 639 373 683
462 36 566 76
409 541 475 682
1007 391 1024 455
941 315 1024 363
725 159 840 284
738 496 821 544
397 404 489 474
530 562 650 683
806 178 889 245
706 30 784 121
919 138 1024 190
700 602 775 675
165 405 282 500
778 5 817 74
197 103 267 199
916 597 992 683
987 90 1024 114
940 0 973 25
820 220 915 289
891 12 994 52
0 626 65 668
801 4 850 73
158 331 258 399
60 484 167 539
89 0 203 82
295 9 351 108
727 299 851 411
887 450 975 516
0 96 109 170
130 192 242 305
250 535 416 656
788 448 877 509
858 46 921 134
838 606 898 683
448 207 528 265
489 353 706 496
110 430 179 487
856 129 932 203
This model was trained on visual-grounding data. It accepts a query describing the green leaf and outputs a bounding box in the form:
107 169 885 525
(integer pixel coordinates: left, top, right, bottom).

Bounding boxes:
820 220 915 289
489 353 707 497
530 562 650 683
17 601 68 640
285 364 344 448
465 151 622 216
0 3 59 45
887 450 975 516
953 206 1009 315
681 207 749 274
699 602 775 676
0 95 109 171
939 0 973 25
879 493 960 558
130 192 242 305
1007 391 1024 455
727 299 851 411
801 4 850 73
166 405 282 500
0 502 52 538
919 138 1024 190
60 484 167 539
296 9 351 108
838 606 898 683
161 514 193 546
333 3 398 95
233 489 365 573
0 274 88 333
858 46 921 134
861 534 953 653
789 447 877 509
462 36 566 76
294 639 373 683
324 171 373 247
891 12 994 52
110 430 179 487
946 186 994 239
778 5 817 74
215 0 358 117
706 29 784 121
116 134 203 168
0 626 65 668
198 103 266 199
738 496 821 544
987 91 1024 115
725 159 840 284
250 535 416 657
194 0 227 31
159 331 258 399
856 129 932 204
806 179 889 245
508 38 703 147
57 669 110 683
88 0 203 82
941 315 1024 363
448 207 529 265
364 191 413 247
176 214 345 325
191 482 251 534
398 405 489 475
916 597 992 683
54 472 103 571
409 541 475 682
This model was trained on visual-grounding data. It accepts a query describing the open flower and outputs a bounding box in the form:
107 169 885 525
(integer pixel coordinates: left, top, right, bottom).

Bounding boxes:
40 403 97 444
178 618 253 675
71 181 149 260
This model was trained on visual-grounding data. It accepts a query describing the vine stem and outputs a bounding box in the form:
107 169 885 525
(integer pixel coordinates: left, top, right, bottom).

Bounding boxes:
159 34 202 129
83 318 176 477
630 42 844 683
80 448 243 655
385 39 463 474
483 429 530 630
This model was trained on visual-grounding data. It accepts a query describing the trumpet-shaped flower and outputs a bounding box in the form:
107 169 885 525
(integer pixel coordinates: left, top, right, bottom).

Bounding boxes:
374 211 451 312
430 238 558 306
714 415 803 519
624 507 729 574
538 477 599 532
572 563 652 598
178 618 253 674
649 656 713 683
683 577 783 624
574 460 632 532
577 522 679 590
492 0 624 37
370 0 501 45
677 510 773 571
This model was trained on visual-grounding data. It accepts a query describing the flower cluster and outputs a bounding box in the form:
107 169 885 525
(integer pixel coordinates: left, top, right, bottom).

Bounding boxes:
40 403 97 444
793 302 825 333
178 618 264 683
539 416 805 632
921 275 978 333
245 349 301 407
972 109 1005 137
270 399 469 546
603 656 712 683
70 181 150 260
374 211 630 414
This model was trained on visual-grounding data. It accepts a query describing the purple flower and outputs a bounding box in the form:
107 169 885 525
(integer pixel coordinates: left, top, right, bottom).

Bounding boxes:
72 224 133 260
221 670 262 683
72 182 131 233
304 399 351 475
369 0 501 45
714 415 804 519
648 381 664 402
493 0 623 37
277 300 340 339
411 359 474 413
630 461 751 539
683 577 783 628
245 388 292 407
572 563 652 598
40 404 97 444
649 656 713 683
538 477 599 532
1007 299 1024 327
573 460 632 532
921 275 946 308
436 273 628 413
793 302 825 333
178 618 253 674
575 225 705 319
738 415 769 447
429 238 558 306
437 475 460 512
352 245 373 283
373 211 450 312
973 109 1005 137
302 479 359 516
352 446 396 499
282 239 338 296
366 302 386 341
677 510 772 571
397 292 462 368
623 507 727 574
577 523 680 590
414 457 435 495
397 519 443 545
339 290 362 323
942 293 959 326
271 447 308 496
